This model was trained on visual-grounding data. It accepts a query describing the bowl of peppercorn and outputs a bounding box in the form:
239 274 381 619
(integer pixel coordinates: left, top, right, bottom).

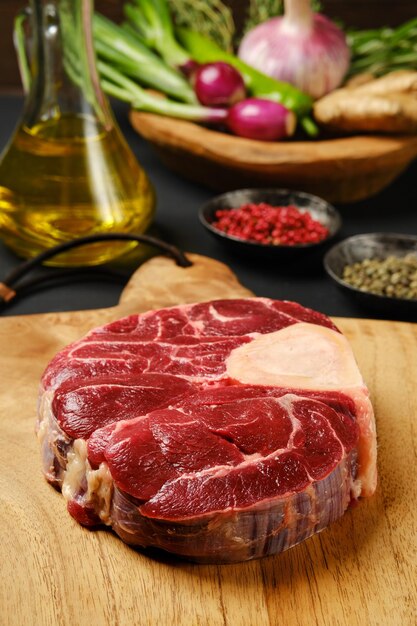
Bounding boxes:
324 233 417 317
199 188 342 260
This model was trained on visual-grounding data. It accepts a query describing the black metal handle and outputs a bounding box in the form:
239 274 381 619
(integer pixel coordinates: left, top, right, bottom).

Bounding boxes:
0 233 192 308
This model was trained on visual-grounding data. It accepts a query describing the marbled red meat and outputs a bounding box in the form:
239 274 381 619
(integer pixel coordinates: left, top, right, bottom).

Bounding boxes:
37 298 376 563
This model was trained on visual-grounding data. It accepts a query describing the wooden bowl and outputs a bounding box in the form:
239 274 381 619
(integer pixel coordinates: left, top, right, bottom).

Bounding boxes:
129 111 417 204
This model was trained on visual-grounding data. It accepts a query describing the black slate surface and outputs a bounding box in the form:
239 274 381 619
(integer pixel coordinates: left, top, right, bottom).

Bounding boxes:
0 95 416 322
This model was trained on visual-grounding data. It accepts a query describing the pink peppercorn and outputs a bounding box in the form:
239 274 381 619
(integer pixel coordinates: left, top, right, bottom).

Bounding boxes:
212 202 329 246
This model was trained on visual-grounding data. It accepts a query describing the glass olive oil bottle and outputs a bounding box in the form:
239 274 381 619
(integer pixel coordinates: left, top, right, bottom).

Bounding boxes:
0 0 155 266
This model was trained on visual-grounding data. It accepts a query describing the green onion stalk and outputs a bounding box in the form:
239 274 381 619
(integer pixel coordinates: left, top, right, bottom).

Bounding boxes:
93 13 196 103
122 0 193 72
98 60 228 123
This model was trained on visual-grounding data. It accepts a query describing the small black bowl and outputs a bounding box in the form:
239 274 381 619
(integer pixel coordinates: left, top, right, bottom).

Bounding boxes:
199 188 342 261
324 233 417 318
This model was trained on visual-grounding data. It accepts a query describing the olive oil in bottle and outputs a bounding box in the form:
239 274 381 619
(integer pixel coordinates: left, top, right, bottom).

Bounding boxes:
0 114 155 266
0 0 155 266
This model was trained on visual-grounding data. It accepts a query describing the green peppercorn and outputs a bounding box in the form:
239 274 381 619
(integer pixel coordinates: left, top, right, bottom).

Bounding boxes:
342 254 417 300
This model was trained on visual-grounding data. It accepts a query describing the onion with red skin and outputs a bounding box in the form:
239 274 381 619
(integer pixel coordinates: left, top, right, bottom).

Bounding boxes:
194 62 246 107
227 98 296 141
101 62 296 142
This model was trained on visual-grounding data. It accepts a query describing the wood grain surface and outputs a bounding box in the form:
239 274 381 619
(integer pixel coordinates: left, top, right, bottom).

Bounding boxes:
0 254 416 626
129 111 417 203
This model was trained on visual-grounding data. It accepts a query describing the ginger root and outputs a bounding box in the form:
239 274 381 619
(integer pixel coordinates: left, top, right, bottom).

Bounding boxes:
314 70 417 134
344 73 375 89
353 70 417 96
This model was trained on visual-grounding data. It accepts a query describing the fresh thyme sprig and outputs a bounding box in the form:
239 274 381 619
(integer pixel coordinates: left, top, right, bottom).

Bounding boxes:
167 0 235 52
243 0 283 34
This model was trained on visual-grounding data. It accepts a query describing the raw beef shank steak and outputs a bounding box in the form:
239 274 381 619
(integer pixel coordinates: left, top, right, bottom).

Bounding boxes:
38 298 377 563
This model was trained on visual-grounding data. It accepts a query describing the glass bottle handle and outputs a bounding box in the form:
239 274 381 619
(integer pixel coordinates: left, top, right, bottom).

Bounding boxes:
13 7 32 93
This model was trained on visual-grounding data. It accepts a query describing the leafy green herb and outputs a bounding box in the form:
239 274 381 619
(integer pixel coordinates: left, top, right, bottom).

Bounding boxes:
347 17 417 77
167 0 235 52
242 0 322 36
244 0 283 35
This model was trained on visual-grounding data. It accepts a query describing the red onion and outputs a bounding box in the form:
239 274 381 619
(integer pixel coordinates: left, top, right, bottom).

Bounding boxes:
194 62 246 107
227 98 296 141
238 0 350 99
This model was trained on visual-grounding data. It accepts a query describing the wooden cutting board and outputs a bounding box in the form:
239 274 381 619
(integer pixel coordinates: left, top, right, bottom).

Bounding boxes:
0 254 416 626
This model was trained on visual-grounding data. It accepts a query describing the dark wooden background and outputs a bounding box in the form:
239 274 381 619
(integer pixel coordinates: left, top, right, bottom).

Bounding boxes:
0 1 415 92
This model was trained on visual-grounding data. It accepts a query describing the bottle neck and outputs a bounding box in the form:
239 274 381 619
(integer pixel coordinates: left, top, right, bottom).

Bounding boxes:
24 0 112 131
